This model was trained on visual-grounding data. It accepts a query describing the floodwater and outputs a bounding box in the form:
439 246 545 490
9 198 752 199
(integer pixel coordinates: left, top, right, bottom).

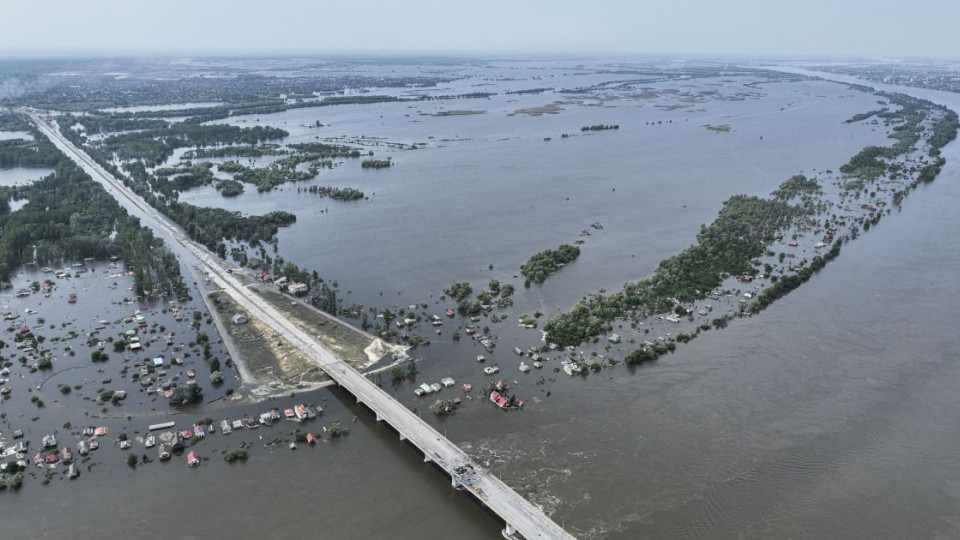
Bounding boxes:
0 130 34 141
184 72 890 315
4 62 960 539
0 166 54 186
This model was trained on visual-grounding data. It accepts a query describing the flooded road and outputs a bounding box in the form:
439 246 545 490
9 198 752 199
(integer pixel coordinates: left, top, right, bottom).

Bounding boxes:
4 63 960 539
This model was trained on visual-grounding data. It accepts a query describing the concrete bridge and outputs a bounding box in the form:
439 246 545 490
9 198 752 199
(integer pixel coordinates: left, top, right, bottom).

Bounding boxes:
29 112 574 540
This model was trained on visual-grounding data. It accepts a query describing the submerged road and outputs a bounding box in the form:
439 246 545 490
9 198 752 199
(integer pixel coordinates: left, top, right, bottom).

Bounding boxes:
27 112 573 540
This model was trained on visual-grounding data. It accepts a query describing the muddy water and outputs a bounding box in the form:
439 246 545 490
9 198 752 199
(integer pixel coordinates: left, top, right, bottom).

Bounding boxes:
4 65 960 539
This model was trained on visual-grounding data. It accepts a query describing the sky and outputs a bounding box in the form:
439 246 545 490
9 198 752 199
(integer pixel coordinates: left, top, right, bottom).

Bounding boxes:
2 0 958 60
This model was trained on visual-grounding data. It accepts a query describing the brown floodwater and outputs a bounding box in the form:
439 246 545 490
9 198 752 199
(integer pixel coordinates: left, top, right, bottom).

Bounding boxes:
3 63 960 540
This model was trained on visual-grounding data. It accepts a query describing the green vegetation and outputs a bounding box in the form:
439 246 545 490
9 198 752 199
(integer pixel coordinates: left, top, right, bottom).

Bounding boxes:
234 164 313 192
930 108 959 150
1 470 24 489
0 132 61 168
545 194 806 346
184 145 285 159
287 142 362 158
624 341 676 365
305 186 364 201
329 420 349 437
840 94 954 189
217 179 245 197
224 447 248 462
154 162 215 193
444 282 473 301
772 174 821 201
0 125 190 299
544 94 957 349
361 159 392 169
168 383 203 406
747 243 842 314
844 108 887 123
77 120 288 167
520 244 580 284
457 299 482 316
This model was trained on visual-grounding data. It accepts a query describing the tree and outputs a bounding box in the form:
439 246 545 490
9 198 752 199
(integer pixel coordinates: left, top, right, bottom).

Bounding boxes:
168 383 203 406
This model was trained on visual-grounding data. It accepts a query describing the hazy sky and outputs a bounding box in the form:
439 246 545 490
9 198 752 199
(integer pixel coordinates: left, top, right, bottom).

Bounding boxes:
3 0 958 59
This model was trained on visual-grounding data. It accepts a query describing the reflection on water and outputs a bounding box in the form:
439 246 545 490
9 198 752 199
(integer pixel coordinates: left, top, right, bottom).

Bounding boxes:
0 166 54 186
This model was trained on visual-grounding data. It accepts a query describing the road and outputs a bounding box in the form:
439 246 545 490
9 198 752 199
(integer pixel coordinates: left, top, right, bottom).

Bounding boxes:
27 112 574 540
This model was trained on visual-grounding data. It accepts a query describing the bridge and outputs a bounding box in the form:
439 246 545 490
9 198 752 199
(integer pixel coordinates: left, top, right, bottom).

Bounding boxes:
27 112 574 540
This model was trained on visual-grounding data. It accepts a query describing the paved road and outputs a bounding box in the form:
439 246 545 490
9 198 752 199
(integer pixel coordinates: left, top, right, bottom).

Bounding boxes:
28 112 574 540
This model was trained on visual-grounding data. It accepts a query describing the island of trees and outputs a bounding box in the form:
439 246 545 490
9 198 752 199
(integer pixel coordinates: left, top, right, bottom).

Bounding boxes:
520 244 581 284
305 186 365 201
361 159 392 169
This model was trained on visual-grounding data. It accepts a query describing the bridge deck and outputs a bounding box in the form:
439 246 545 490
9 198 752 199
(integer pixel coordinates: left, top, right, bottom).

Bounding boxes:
30 113 573 540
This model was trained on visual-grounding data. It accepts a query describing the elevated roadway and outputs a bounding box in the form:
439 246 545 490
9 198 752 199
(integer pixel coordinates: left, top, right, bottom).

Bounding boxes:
27 112 573 540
